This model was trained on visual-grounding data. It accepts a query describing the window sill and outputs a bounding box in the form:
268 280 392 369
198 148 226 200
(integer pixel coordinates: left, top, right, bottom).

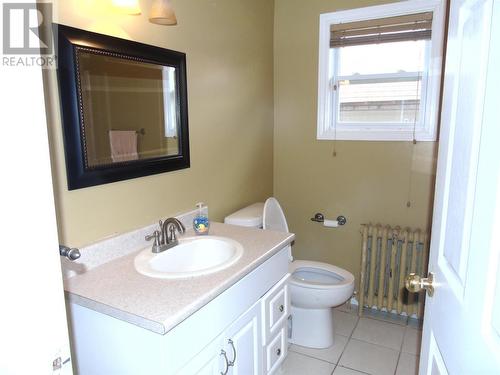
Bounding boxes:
317 127 437 141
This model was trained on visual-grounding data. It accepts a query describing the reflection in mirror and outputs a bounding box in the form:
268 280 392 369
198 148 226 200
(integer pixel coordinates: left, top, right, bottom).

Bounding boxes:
78 51 180 167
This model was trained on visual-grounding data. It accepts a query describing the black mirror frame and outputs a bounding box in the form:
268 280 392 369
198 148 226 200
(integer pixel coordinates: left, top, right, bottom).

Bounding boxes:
55 24 190 190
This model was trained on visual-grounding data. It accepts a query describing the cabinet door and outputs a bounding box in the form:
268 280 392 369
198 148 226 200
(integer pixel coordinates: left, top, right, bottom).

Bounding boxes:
180 302 263 375
223 302 262 375
176 336 222 375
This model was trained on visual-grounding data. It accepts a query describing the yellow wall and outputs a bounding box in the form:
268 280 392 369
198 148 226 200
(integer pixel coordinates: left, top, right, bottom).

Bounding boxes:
273 0 437 289
45 0 275 246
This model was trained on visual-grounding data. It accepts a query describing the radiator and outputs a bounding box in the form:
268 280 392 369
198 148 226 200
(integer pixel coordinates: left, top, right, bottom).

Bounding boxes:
358 224 429 319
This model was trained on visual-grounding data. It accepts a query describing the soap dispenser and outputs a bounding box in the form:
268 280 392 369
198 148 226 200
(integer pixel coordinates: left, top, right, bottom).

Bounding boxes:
193 202 209 235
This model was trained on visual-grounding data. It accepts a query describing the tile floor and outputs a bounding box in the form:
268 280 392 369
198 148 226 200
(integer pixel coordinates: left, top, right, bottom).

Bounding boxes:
278 305 422 375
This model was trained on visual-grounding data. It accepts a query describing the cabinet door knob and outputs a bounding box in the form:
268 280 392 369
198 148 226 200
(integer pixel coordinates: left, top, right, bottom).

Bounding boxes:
219 350 229 375
279 304 284 312
276 348 281 356
227 339 237 366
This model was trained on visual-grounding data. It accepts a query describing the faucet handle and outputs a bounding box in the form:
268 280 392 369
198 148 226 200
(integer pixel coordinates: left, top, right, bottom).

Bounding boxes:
168 225 174 242
165 218 185 243
145 230 161 246
145 230 163 253
168 224 179 243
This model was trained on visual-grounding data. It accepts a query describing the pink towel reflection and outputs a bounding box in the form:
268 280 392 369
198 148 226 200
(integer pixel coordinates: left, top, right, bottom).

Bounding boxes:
109 130 139 162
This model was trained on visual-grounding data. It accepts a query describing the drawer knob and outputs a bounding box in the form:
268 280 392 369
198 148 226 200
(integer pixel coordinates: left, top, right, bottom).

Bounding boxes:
279 305 284 312
276 348 281 356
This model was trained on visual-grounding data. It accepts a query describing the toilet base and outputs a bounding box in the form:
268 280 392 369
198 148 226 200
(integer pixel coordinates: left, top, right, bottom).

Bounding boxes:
290 306 336 348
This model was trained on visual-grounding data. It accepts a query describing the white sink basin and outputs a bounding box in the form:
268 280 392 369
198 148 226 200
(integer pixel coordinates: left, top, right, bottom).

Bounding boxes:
134 236 244 279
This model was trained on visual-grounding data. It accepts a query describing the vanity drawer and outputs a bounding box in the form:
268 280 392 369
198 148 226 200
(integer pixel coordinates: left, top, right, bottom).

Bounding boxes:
261 273 290 343
265 326 287 374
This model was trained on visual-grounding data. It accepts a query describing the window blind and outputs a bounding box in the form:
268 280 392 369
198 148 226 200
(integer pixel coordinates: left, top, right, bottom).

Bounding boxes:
330 12 433 48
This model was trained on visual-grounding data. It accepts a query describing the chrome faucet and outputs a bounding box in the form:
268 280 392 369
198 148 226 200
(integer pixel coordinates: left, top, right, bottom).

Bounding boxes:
162 217 186 245
145 217 186 253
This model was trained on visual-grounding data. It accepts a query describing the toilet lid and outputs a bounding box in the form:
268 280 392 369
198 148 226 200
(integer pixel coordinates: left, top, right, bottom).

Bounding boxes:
263 197 289 233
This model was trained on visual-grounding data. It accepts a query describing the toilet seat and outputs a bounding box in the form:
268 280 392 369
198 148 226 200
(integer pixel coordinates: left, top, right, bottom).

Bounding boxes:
289 260 355 290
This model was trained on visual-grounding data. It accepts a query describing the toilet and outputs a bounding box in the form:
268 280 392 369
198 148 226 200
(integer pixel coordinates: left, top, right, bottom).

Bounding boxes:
224 197 355 349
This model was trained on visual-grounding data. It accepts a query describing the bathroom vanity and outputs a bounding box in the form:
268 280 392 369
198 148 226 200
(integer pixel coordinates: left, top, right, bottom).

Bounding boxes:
63 222 294 374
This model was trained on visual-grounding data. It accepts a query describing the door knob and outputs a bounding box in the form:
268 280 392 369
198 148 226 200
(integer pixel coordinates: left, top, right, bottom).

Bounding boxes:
405 272 434 297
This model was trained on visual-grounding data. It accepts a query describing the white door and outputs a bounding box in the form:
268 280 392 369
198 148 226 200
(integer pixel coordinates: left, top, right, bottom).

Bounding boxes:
0 0 72 373
418 0 500 373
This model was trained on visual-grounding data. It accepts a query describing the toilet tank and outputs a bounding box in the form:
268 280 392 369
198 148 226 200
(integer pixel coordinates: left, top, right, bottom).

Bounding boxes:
224 202 264 228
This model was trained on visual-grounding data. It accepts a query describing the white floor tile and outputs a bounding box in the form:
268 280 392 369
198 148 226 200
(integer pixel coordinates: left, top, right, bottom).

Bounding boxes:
401 327 422 355
351 317 405 350
396 352 419 375
290 335 348 364
277 352 336 375
339 338 399 375
334 310 359 337
333 365 369 374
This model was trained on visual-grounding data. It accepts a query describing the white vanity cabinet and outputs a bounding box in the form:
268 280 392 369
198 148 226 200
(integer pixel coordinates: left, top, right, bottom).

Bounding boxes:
181 274 290 375
67 245 292 375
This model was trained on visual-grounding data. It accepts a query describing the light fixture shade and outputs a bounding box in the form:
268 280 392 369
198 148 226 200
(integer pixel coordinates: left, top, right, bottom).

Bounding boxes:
111 0 142 15
150 0 177 25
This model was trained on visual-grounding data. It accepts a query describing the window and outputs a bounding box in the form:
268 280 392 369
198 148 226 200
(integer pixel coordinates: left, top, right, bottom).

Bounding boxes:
317 0 445 141
162 66 178 138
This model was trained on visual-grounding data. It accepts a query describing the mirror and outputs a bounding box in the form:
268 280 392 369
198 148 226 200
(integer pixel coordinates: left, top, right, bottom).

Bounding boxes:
79 53 180 166
56 24 190 190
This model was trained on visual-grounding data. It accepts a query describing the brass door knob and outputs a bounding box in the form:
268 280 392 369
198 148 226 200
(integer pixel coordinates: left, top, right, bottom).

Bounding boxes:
405 272 434 297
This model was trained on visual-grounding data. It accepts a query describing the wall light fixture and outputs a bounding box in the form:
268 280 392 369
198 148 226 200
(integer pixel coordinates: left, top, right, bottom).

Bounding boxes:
149 0 177 25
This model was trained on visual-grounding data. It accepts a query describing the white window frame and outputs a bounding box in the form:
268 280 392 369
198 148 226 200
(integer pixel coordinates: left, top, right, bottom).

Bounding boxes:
317 0 446 141
162 66 178 138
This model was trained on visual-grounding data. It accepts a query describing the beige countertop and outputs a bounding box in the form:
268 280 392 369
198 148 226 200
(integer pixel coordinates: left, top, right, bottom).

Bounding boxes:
64 222 294 335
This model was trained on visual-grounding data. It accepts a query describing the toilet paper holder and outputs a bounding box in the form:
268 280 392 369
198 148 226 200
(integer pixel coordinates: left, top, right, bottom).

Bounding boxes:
311 213 347 226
